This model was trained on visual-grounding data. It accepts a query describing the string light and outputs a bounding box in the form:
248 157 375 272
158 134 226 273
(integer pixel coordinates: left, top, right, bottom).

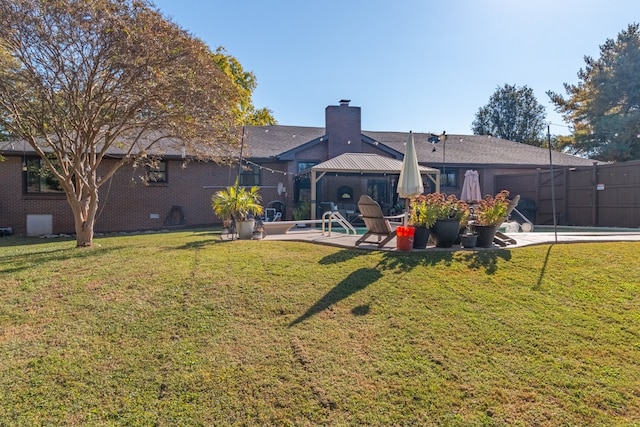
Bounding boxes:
241 158 289 176
236 128 331 178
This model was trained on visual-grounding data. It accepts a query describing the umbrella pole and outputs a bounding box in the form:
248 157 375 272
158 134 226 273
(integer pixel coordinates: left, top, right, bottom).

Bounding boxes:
404 197 410 225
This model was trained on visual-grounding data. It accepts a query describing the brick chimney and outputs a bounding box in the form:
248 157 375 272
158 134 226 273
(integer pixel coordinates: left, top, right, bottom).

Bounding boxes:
325 99 362 158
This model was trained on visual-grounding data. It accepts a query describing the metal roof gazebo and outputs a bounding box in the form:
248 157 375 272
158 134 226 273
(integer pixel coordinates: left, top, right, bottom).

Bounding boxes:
308 153 441 219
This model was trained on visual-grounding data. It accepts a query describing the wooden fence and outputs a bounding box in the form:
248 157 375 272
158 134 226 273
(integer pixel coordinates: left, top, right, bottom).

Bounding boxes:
494 160 640 228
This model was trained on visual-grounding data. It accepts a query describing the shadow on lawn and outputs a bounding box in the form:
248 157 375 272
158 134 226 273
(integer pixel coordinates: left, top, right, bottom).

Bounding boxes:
0 242 125 275
319 247 513 275
289 267 382 326
0 235 75 248
453 249 513 274
176 237 220 250
382 249 513 274
533 245 554 291
174 230 230 250
318 249 370 265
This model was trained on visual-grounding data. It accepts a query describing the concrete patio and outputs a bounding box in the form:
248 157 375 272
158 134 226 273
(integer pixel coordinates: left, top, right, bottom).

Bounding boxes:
260 226 640 251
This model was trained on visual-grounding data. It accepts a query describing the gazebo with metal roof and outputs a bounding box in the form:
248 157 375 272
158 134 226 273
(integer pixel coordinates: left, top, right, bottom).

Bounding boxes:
308 153 440 219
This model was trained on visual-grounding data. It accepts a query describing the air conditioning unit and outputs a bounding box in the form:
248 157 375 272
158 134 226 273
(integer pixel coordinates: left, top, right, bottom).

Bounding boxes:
27 214 53 236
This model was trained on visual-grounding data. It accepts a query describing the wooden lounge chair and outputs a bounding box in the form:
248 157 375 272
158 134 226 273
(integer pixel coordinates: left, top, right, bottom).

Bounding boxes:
506 194 521 218
355 195 405 248
494 194 521 246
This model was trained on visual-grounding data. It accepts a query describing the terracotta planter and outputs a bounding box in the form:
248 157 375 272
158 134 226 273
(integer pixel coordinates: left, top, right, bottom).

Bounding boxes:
473 224 499 248
430 218 460 248
412 226 430 249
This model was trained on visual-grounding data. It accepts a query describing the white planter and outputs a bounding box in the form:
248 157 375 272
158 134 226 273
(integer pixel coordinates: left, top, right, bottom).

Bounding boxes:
236 219 255 240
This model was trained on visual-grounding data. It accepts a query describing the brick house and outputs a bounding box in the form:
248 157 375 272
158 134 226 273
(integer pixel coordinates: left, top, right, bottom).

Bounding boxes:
0 100 598 236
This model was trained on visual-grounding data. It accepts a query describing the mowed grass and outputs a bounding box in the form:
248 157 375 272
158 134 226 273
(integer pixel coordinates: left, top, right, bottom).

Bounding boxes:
0 231 639 426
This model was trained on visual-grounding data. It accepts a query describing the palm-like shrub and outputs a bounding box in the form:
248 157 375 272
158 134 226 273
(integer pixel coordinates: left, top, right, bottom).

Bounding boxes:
211 181 264 222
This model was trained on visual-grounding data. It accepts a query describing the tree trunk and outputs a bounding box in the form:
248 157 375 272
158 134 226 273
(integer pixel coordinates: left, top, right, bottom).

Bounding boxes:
68 185 99 247
74 216 95 247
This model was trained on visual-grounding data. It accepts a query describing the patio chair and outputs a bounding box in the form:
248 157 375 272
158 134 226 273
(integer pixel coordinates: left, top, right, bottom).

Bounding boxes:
494 194 521 246
506 194 521 219
355 195 405 248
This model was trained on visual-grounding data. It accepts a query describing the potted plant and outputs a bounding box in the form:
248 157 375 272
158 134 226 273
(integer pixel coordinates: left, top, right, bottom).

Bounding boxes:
423 193 470 248
460 228 478 249
211 180 264 239
471 190 510 247
408 194 438 249
292 200 310 227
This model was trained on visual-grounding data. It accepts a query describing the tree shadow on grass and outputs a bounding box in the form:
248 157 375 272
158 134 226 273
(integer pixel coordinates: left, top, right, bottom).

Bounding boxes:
452 249 513 274
176 237 221 250
0 235 75 248
377 250 456 272
318 247 513 275
173 229 235 250
317 248 370 265
289 267 382 326
0 243 125 275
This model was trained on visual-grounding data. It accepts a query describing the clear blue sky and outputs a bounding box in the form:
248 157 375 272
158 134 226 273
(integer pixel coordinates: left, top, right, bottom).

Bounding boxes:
152 0 640 135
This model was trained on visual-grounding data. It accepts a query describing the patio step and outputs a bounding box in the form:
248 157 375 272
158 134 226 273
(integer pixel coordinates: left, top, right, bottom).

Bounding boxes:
493 231 517 247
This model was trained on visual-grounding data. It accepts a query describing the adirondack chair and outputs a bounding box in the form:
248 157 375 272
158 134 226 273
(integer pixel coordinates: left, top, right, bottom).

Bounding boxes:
355 195 405 248
494 194 521 246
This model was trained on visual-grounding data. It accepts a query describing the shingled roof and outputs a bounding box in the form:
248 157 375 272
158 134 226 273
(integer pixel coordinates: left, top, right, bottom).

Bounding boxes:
243 125 600 167
364 131 600 167
242 125 326 159
2 124 600 168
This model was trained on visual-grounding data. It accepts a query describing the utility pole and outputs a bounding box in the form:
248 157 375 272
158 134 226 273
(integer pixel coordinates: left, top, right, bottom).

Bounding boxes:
548 124 557 243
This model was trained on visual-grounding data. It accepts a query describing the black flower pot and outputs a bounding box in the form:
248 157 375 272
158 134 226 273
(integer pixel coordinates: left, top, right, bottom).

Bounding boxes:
460 234 477 248
474 225 499 248
413 226 430 249
430 218 460 248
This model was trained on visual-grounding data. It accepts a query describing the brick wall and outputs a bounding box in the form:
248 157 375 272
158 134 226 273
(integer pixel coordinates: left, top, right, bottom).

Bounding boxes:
0 155 242 236
95 158 235 233
0 156 73 235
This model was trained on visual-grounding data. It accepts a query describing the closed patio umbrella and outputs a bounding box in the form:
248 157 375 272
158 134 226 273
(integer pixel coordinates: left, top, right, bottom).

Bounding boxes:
397 131 424 223
460 169 482 203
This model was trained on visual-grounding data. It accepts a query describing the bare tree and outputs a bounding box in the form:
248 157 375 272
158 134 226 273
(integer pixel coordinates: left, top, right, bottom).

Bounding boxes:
0 0 240 246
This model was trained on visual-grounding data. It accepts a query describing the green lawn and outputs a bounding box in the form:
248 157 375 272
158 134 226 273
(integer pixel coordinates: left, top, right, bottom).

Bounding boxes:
0 231 639 426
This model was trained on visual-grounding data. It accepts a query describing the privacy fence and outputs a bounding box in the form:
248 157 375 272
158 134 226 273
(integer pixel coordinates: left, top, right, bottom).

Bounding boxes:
495 160 640 228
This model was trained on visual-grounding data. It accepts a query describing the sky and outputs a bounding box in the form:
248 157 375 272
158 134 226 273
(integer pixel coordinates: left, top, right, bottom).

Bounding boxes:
152 0 640 135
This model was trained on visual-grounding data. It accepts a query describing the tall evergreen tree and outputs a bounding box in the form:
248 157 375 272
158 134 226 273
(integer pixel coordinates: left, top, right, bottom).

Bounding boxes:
548 23 640 161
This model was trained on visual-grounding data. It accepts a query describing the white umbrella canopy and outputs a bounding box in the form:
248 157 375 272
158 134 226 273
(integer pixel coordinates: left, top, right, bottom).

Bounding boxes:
460 169 482 203
397 131 424 198
397 131 424 225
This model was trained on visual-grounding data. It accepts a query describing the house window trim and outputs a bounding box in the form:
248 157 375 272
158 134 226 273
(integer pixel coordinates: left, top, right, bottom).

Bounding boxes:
24 157 65 195
239 163 261 187
146 160 168 184
297 161 317 173
437 167 459 189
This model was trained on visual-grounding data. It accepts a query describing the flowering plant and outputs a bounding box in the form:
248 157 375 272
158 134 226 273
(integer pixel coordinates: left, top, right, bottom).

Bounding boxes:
409 193 469 228
473 190 510 226
408 194 438 228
